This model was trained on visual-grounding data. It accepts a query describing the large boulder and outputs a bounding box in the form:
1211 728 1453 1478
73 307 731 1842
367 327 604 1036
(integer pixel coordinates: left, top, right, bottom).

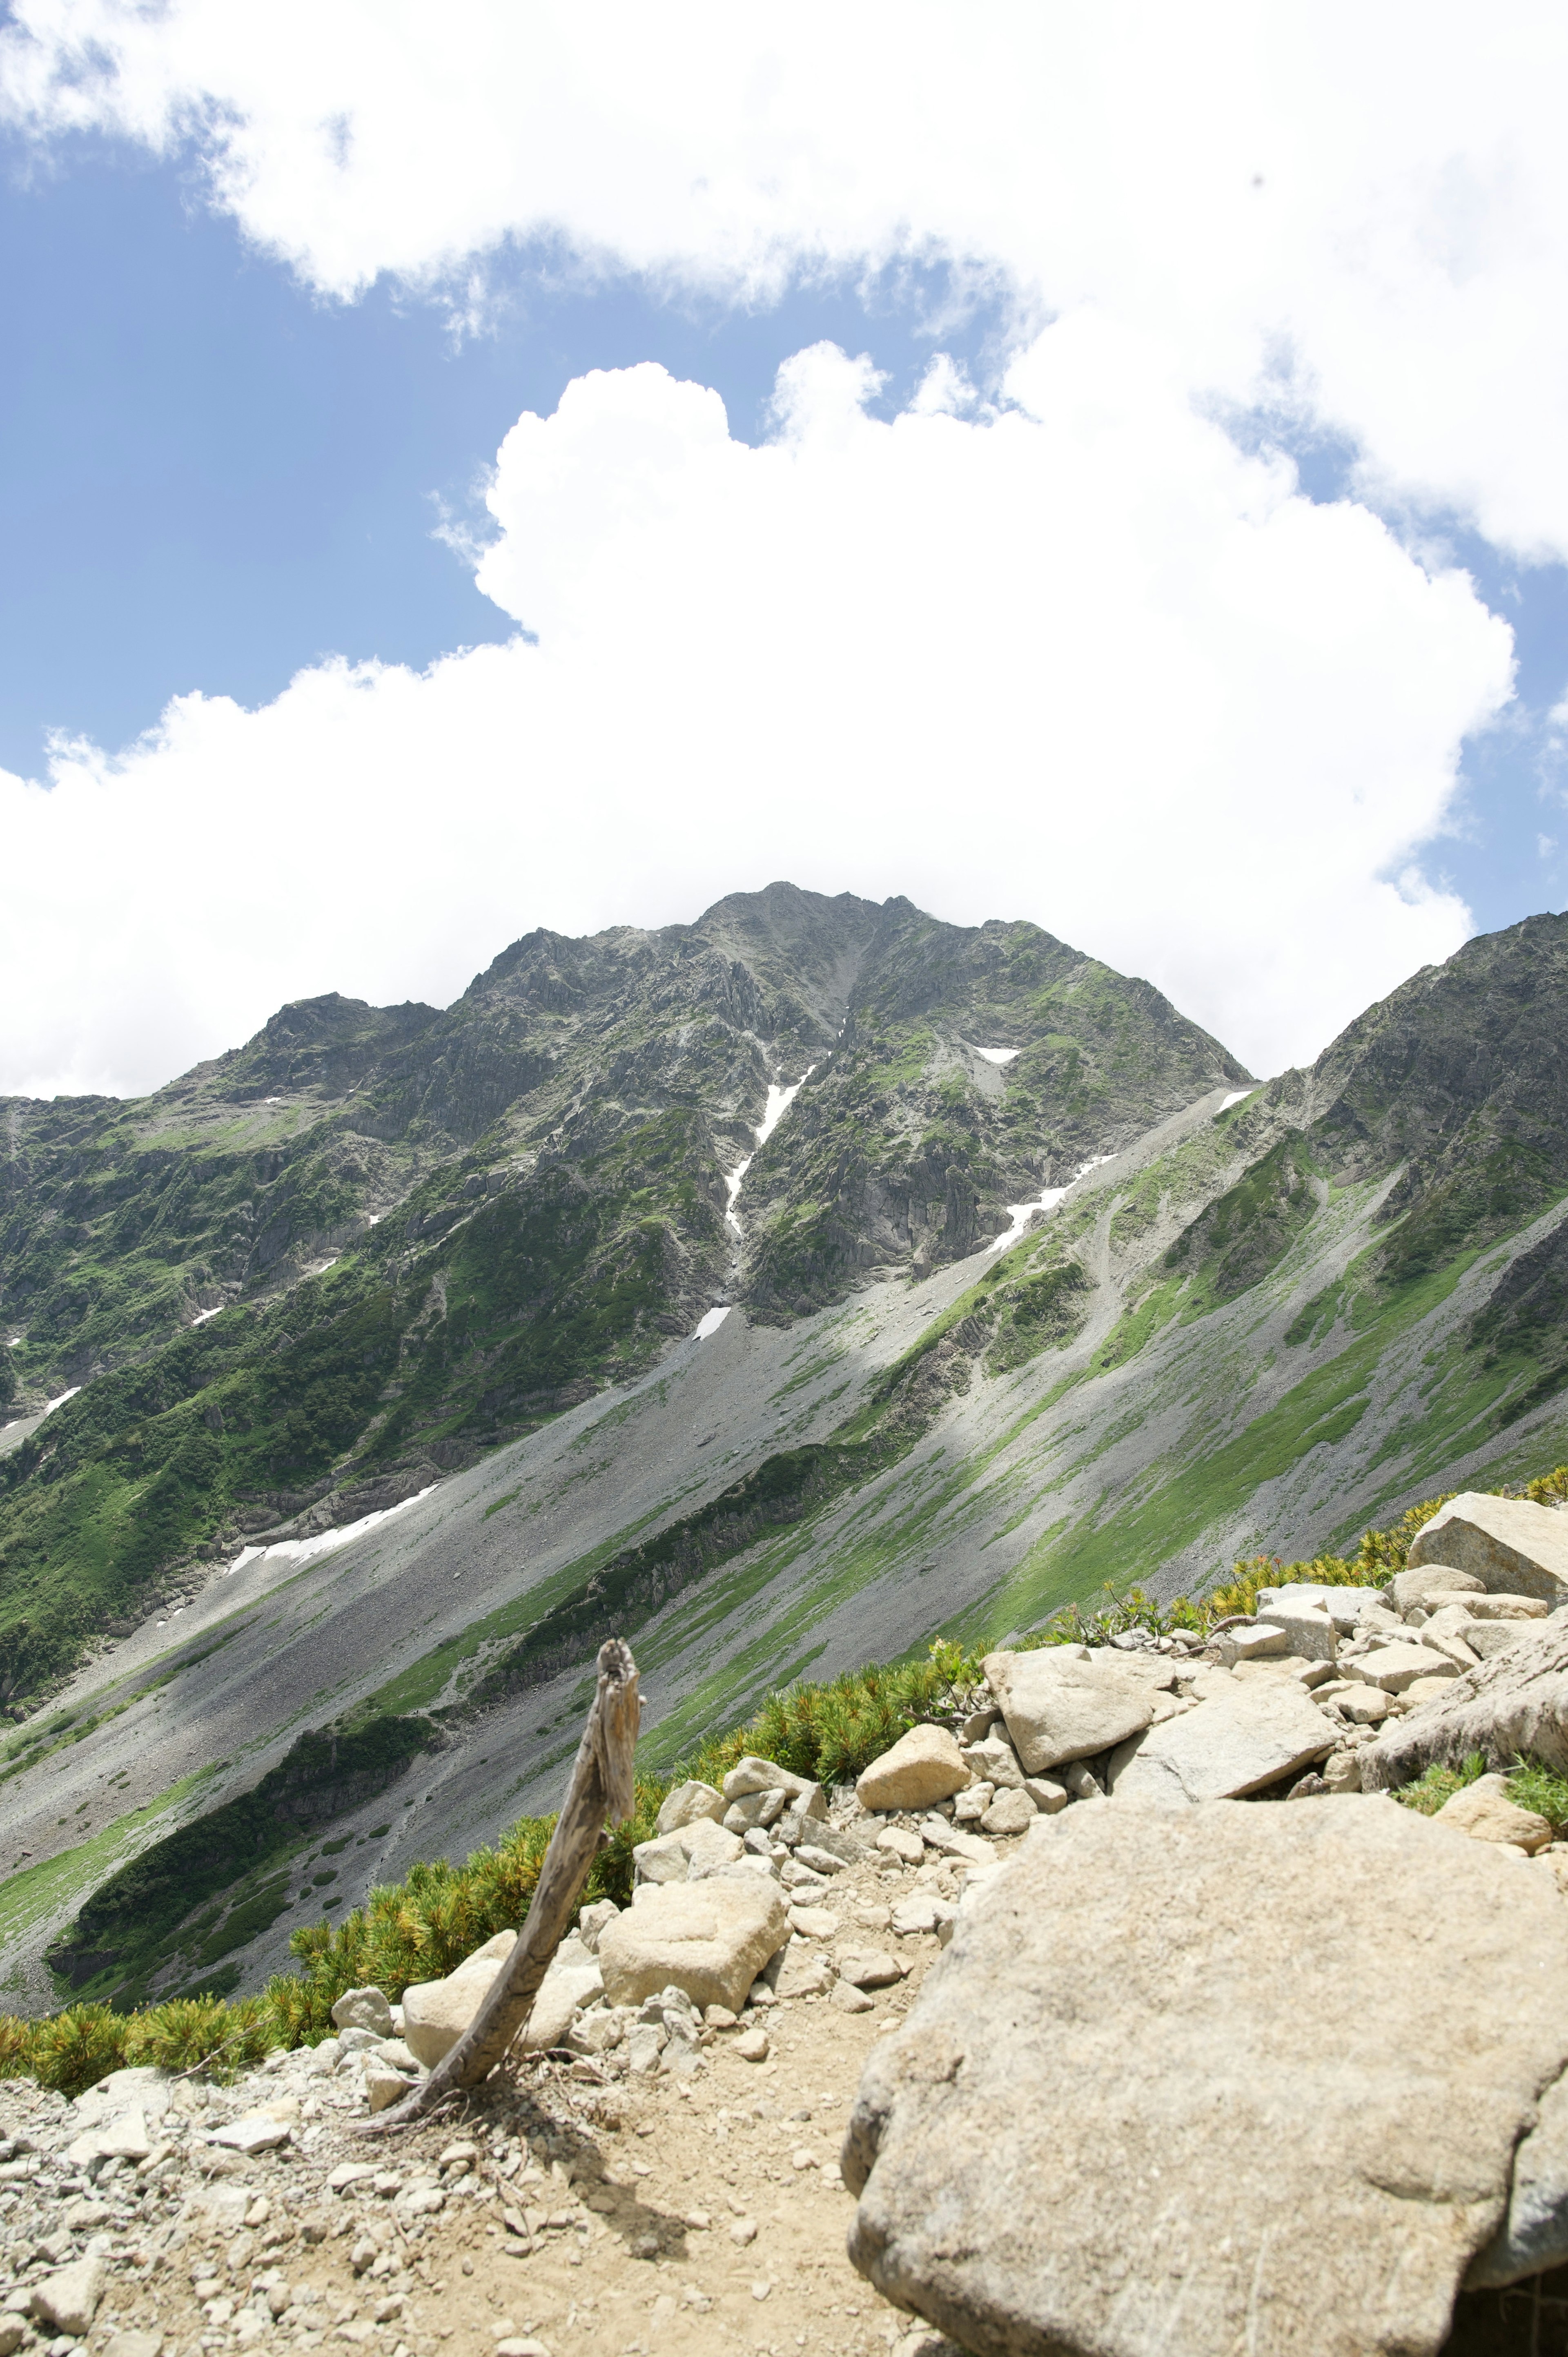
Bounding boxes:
1108 1675 1333 1803
856 1725 970 1811
633 1817 743 1882
655 1779 727 1836
597 1878 788 2013
1363 1620 1568 1788
982 1647 1155 1773
402 1930 515 2067
842 1798 1568 2355
1408 1493 1568 1604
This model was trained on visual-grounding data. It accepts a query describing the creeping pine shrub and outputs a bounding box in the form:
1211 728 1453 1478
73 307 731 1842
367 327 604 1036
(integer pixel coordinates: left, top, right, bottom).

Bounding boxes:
6 1457 1568 2093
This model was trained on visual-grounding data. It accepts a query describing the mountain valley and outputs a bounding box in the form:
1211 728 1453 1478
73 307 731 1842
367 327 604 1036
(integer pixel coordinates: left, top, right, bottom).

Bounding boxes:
4 885 1568 2016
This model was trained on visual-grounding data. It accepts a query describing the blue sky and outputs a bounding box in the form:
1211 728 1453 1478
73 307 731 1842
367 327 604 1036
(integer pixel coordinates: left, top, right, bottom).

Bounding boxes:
3 9 1565 1096
0 133 1003 772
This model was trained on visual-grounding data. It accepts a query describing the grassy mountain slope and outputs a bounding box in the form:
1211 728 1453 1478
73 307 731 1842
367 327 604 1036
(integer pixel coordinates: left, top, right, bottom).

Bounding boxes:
6 904 1568 2017
0 885 1241 1707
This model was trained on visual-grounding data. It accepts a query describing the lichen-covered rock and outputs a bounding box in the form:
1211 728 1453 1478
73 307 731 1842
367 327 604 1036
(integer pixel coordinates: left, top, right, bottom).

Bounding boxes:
856 1726 970 1811
842 1797 1568 2354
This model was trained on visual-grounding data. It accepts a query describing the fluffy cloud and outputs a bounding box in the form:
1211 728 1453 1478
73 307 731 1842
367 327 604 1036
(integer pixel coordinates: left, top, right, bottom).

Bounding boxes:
7 3 1568 554
0 333 1510 1097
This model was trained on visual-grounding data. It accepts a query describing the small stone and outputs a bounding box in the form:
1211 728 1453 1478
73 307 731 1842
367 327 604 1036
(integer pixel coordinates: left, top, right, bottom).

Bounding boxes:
733 2027 771 2063
1323 1750 1363 1793
731 2217 759 2245
795 1843 848 1877
365 2067 412 2113
722 1755 819 1802
1341 1687 1393 1724
788 1905 840 1938
1347 1644 1460 1695
210 2112 290 2153
980 1788 1037 1836
31 2250 107 2337
1403 1675 1461 1706
1023 1777 1068 1813
331 1987 394 2036
1436 1775 1554 1853
327 2165 380 2194
836 1948 905 1989
832 1981 876 2014
751 2279 773 2301
858 1726 972 1811
99 2335 163 2357
704 2004 738 2029
854 1901 894 1931
657 1779 728 1835
875 1827 926 1865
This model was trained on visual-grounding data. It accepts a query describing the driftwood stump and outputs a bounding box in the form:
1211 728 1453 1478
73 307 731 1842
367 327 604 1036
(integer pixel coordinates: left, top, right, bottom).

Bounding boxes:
357 1636 639 2133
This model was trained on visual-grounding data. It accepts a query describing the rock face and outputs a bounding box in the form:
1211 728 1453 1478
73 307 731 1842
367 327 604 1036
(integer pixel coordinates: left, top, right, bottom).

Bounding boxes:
841 1797 1568 2355
1108 1676 1334 1804
1408 1493 1568 1604
982 1648 1155 1774
855 1726 971 1812
597 1878 789 2013
1363 1620 1568 1788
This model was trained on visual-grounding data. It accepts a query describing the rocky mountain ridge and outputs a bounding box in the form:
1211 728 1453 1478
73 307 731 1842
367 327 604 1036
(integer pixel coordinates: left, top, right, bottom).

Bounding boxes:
4 894 1568 2029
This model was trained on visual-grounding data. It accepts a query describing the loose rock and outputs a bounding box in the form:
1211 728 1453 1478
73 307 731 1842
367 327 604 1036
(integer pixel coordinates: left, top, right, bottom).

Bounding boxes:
856 1726 971 1812
982 1647 1155 1772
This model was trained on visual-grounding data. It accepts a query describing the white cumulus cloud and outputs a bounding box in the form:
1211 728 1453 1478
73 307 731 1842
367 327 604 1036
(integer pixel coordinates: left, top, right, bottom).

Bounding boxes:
0 334 1511 1097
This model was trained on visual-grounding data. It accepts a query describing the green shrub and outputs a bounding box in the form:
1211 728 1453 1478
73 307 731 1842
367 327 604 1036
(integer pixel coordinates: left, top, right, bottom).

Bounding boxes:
1505 1757 1568 1830
124 1994 270 2079
29 2004 130 2097
1393 1753 1487 1817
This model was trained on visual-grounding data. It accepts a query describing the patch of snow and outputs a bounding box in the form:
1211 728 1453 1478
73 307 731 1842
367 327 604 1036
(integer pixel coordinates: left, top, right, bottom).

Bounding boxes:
41 1387 80 1419
311 1258 338 1276
724 1066 817 1237
366 1213 383 1227
693 1306 731 1340
189 1305 225 1327
1218 1089 1256 1111
985 1154 1120 1255
224 1485 439 1577
973 1046 1021 1066
5 1337 20 1347
264 1096 283 1104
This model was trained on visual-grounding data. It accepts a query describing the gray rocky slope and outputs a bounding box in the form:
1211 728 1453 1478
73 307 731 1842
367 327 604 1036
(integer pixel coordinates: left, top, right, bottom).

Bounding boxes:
6 900 1568 2013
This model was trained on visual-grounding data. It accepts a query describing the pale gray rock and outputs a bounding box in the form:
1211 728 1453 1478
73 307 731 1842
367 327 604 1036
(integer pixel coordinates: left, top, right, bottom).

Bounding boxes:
858 1725 971 1811
775 1943 834 1998
635 1817 744 1883
71 2067 172 2132
1344 1643 1457 1694
1363 1621 1568 1789
723 1755 819 1802
1023 1775 1068 1813
597 1878 789 2013
841 1797 1568 2356
1109 1676 1334 1804
1466 1620 1536 1659
959 1731 1025 1790
656 1779 728 1836
1466 1593 1552 1621
980 1787 1037 1835
1256 1605 1337 1662
1468 2074 1568 2286
836 1948 905 1989
331 1986 394 2036
1390 1565 1487 1614
1258 1582 1377 1632
724 1788 788 1833
918 1820 996 1864
1408 1493 1568 1604
31 2244 107 2336
1435 1775 1553 1853
982 1648 1155 1773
